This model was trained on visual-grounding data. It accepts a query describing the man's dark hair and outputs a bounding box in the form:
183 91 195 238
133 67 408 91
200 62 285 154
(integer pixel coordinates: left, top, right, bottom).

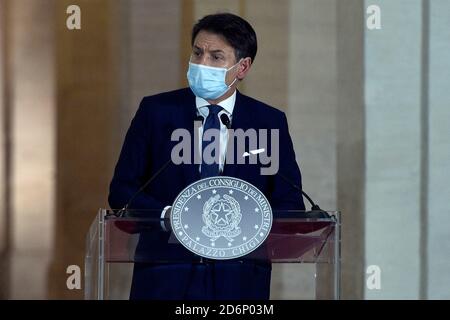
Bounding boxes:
191 13 258 63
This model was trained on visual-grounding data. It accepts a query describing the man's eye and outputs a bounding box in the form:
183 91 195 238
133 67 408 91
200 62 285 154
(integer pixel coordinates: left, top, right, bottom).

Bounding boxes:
213 55 223 60
193 51 201 56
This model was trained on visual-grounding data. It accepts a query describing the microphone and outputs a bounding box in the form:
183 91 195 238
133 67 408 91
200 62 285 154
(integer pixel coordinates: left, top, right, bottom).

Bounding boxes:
195 114 204 124
116 114 205 217
197 112 229 128
111 159 173 217
220 113 231 129
276 171 329 217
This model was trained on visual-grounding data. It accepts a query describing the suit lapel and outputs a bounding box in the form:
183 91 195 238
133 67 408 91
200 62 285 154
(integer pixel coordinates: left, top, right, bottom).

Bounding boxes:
222 90 253 179
178 90 201 185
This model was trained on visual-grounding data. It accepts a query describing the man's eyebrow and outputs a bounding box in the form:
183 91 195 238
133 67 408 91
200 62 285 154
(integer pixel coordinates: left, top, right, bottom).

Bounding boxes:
193 46 225 54
209 49 225 54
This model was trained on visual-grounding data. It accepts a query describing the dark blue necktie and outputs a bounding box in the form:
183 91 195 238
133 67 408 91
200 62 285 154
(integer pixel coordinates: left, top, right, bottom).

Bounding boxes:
201 105 223 178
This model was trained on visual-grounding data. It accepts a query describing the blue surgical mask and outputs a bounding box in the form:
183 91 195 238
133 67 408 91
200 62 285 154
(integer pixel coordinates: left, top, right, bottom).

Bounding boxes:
187 60 241 100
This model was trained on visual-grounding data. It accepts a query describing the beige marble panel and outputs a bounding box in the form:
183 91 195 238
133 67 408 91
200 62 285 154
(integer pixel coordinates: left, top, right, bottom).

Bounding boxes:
0 0 7 255
194 0 241 21
49 0 122 299
0 0 10 300
336 0 365 299
5 0 55 299
287 0 337 212
125 0 182 130
243 0 289 110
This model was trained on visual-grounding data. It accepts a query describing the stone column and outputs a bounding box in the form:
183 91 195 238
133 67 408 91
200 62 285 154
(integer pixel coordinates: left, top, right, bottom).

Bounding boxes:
363 0 423 299
48 0 122 299
336 0 365 299
244 0 289 110
285 0 338 299
0 0 55 299
193 0 241 20
288 0 337 219
122 0 182 136
0 0 11 299
425 0 450 299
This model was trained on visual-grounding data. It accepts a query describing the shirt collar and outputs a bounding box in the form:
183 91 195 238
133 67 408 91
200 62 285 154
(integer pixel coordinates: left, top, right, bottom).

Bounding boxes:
196 90 236 118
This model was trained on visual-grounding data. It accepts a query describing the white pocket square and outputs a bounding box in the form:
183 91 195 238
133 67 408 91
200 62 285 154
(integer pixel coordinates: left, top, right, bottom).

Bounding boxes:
243 148 265 157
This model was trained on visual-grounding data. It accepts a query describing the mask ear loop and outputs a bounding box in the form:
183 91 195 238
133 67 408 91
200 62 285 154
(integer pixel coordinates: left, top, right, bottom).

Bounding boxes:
228 77 239 88
226 58 244 71
227 58 244 88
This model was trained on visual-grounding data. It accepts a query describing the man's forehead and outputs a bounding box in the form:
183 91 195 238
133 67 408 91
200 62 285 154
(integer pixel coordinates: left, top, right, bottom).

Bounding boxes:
193 31 233 51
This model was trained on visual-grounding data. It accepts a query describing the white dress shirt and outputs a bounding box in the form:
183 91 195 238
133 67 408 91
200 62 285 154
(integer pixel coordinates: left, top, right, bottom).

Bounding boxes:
160 90 236 229
196 90 236 173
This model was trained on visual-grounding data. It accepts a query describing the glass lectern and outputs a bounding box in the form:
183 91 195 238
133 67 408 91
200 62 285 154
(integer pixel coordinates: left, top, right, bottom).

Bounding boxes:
85 209 340 299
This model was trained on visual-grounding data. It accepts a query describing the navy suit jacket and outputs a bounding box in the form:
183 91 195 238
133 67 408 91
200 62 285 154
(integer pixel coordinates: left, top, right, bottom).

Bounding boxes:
108 88 305 300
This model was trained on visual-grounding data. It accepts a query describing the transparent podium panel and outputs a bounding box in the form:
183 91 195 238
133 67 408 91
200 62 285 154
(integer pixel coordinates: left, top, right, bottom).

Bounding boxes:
85 209 341 300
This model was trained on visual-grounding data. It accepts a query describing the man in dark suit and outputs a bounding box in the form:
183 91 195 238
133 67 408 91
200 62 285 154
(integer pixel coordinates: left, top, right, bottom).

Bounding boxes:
108 13 305 300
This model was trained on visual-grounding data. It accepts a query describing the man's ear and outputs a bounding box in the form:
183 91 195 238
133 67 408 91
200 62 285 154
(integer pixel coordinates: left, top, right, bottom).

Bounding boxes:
237 57 252 80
